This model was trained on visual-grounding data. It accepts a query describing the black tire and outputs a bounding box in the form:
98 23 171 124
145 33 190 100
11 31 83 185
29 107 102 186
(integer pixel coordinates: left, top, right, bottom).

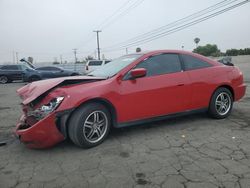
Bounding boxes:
68 103 111 148
0 75 9 84
28 75 41 82
208 87 233 119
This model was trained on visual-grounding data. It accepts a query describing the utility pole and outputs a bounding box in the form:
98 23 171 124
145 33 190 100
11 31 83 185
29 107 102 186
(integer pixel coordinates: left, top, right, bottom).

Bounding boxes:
13 51 15 64
60 55 63 64
73 49 77 63
73 49 77 71
93 30 101 60
16 52 19 64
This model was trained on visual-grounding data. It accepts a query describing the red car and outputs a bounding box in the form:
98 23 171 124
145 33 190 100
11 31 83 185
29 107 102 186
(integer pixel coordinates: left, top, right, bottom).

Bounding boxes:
15 50 246 149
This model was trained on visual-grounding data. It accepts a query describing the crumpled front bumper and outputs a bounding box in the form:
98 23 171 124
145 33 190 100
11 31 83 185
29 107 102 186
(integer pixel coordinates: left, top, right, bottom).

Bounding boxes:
15 112 65 149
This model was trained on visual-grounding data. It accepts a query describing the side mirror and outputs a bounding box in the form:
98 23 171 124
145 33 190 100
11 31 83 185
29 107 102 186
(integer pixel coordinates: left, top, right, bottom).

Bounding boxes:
130 68 146 79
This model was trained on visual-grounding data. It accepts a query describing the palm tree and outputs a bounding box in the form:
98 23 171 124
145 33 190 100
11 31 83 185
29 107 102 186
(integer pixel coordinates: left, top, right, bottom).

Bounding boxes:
194 38 200 48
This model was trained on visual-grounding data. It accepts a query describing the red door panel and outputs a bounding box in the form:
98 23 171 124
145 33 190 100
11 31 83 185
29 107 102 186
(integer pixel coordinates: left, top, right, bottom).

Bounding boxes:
116 72 191 123
186 68 216 109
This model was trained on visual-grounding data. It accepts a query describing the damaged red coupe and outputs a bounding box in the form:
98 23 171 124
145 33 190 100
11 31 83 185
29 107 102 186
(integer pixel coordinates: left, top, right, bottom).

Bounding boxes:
15 50 246 149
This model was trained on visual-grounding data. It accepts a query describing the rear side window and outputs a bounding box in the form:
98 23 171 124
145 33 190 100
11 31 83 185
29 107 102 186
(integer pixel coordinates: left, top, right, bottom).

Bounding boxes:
88 61 103 66
181 54 212 70
136 54 182 77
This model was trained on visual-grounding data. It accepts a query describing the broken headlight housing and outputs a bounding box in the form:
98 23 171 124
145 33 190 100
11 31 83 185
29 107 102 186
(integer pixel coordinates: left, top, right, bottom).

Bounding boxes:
28 97 64 120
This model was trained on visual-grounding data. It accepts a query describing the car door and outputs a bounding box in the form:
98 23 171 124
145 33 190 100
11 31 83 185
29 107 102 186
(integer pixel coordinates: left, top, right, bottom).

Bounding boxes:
180 54 214 110
49 67 65 77
2 65 23 80
37 67 54 78
117 53 192 123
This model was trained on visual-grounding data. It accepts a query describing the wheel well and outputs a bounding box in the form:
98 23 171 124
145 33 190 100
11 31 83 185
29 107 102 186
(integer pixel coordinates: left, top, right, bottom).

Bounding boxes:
75 98 117 127
60 98 117 139
215 85 235 101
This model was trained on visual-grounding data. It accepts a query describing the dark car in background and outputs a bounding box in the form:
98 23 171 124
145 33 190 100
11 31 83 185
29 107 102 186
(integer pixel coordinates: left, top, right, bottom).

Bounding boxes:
35 66 79 78
0 64 42 84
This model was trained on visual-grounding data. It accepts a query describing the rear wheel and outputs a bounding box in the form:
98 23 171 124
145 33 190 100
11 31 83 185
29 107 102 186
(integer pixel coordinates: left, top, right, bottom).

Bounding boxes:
0 76 9 84
208 87 233 119
68 103 111 148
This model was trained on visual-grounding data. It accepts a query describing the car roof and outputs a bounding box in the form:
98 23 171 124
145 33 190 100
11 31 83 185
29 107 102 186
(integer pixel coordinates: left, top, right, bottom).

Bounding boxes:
129 50 195 56
127 50 219 66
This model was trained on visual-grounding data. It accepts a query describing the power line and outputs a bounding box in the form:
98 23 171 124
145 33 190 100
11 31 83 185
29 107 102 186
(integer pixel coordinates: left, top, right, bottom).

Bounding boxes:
117 0 250 49
103 0 237 50
102 0 241 51
103 0 249 52
98 0 133 29
76 0 145 51
100 0 145 30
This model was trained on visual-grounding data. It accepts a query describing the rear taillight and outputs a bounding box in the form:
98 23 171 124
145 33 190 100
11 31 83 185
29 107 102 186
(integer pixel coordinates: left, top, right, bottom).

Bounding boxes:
86 65 88 70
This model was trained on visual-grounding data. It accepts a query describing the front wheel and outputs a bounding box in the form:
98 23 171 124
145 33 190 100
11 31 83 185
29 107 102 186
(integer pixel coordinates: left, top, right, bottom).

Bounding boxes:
208 87 233 119
68 103 111 148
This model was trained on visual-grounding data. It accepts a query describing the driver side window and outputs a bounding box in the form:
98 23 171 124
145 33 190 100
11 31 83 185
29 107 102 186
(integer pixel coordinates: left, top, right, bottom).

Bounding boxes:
135 53 182 77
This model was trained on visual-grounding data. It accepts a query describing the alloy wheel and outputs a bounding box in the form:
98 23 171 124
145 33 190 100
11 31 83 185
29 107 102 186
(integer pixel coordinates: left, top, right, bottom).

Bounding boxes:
83 111 108 144
215 92 231 116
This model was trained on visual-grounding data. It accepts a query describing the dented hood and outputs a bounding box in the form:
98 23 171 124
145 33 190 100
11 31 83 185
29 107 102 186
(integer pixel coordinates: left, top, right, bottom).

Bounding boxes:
17 76 105 105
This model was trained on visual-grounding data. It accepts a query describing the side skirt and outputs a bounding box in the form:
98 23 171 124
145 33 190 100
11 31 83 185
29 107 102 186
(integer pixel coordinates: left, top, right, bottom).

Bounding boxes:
116 108 208 128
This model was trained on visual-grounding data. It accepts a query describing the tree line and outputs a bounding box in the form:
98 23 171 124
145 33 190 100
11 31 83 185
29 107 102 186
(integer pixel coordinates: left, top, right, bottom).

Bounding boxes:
193 44 250 57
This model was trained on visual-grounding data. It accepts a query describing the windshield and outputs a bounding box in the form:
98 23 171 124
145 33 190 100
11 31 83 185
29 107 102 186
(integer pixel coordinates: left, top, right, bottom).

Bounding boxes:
87 54 142 78
21 64 35 71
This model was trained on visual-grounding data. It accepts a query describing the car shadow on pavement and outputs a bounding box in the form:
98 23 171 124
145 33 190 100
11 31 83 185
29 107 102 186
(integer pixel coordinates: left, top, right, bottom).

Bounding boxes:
0 111 226 151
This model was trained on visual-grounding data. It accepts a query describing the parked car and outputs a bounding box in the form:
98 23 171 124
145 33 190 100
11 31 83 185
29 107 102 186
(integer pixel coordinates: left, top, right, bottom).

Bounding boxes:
0 64 42 84
218 56 234 66
15 50 246 149
85 60 111 74
36 66 80 78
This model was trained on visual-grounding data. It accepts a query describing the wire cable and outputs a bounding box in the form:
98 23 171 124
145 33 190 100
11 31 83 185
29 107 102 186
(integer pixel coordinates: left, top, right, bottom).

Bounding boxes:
102 0 240 50
100 0 145 30
103 0 249 52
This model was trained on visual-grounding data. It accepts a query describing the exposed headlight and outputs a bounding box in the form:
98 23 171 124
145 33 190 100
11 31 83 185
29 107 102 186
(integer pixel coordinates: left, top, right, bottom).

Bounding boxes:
28 96 64 120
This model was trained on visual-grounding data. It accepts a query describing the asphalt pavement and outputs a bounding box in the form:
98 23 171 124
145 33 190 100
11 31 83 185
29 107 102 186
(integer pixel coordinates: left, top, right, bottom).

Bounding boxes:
0 58 250 188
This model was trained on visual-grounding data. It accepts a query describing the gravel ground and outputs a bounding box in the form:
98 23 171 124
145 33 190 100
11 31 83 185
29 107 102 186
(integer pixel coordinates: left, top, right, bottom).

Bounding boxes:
0 58 250 188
